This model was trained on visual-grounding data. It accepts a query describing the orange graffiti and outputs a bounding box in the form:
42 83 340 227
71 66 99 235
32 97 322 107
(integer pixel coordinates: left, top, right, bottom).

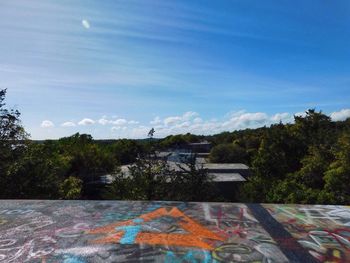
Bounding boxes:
88 207 224 250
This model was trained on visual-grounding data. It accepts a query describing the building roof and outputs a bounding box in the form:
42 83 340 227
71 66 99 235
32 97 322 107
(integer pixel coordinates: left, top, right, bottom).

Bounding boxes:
203 163 249 169
0 200 348 262
165 161 249 171
188 141 211 145
118 162 249 183
210 172 246 182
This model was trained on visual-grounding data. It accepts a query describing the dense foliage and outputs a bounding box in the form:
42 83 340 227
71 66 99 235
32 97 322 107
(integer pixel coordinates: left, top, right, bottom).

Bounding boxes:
1 89 349 203
208 110 350 205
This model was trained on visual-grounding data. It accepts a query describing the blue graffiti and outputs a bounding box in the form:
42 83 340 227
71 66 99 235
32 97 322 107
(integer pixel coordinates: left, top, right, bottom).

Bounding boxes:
145 203 163 212
63 255 86 263
114 218 144 244
165 250 215 263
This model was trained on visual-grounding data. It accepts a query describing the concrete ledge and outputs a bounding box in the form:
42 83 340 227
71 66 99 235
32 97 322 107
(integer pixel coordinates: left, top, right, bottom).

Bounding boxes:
0 200 348 262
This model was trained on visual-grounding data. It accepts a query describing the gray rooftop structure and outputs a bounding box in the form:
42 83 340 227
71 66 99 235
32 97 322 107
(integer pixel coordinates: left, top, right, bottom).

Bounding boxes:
118 161 249 183
210 173 246 182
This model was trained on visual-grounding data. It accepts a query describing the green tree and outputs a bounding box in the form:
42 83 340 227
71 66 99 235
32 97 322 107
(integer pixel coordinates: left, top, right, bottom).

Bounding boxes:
59 176 83 199
148 127 155 138
242 123 302 202
268 145 333 203
4 142 70 199
56 133 118 198
58 133 116 181
322 133 350 204
171 154 216 201
160 133 200 149
110 139 143 165
293 109 334 148
0 89 28 197
296 146 332 189
209 143 247 163
105 152 173 200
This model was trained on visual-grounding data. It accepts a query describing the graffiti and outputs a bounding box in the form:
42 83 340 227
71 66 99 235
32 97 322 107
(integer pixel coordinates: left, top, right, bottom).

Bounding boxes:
0 201 348 262
266 205 350 227
14 217 54 232
0 236 56 262
165 250 213 263
56 223 90 238
61 255 87 263
53 206 90 218
54 246 103 257
0 209 34 215
89 207 225 250
265 204 350 262
212 243 252 261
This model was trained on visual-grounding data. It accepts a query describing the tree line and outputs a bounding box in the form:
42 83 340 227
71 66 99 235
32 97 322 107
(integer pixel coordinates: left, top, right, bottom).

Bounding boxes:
1 88 349 204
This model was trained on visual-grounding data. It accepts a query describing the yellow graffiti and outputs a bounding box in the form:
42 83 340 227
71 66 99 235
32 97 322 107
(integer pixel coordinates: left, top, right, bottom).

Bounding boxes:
0 217 7 225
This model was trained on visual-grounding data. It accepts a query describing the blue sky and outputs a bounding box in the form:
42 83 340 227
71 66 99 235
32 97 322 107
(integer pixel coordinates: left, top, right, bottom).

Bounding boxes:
1 0 350 139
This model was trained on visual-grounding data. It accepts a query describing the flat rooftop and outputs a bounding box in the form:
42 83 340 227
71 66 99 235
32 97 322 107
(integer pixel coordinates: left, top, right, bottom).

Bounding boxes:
202 163 249 169
119 163 248 183
0 200 348 262
210 172 246 182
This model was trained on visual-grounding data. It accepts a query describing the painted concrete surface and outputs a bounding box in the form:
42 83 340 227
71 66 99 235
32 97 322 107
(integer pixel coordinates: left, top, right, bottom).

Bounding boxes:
264 204 350 262
0 201 348 263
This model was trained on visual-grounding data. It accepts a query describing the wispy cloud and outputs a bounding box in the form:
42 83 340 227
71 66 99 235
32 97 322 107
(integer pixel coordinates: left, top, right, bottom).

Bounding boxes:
330 109 350 121
98 118 109 125
97 117 136 126
81 19 90 29
37 108 350 138
78 118 95 126
150 117 162 125
40 120 54 128
111 126 127 131
61 121 76 127
110 119 127 126
2 0 349 140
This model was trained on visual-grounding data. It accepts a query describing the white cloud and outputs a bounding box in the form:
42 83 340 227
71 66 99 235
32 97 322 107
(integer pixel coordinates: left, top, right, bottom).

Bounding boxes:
40 120 54 128
330 109 350 121
42 109 350 139
150 116 162 125
164 116 182 126
177 121 191 128
131 126 152 138
61 121 76 127
182 111 198 120
134 110 304 138
98 118 109 125
78 118 95 126
271 112 292 122
97 117 139 126
193 117 202 123
221 112 269 129
110 118 127 126
82 19 90 29
238 112 268 123
111 126 120 131
294 111 307 117
162 112 199 126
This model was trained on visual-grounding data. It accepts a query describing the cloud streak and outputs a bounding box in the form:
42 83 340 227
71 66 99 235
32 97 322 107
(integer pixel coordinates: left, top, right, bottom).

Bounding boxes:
61 121 76 127
44 108 350 138
40 120 54 128
78 118 95 126
330 109 350 121
81 19 90 29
